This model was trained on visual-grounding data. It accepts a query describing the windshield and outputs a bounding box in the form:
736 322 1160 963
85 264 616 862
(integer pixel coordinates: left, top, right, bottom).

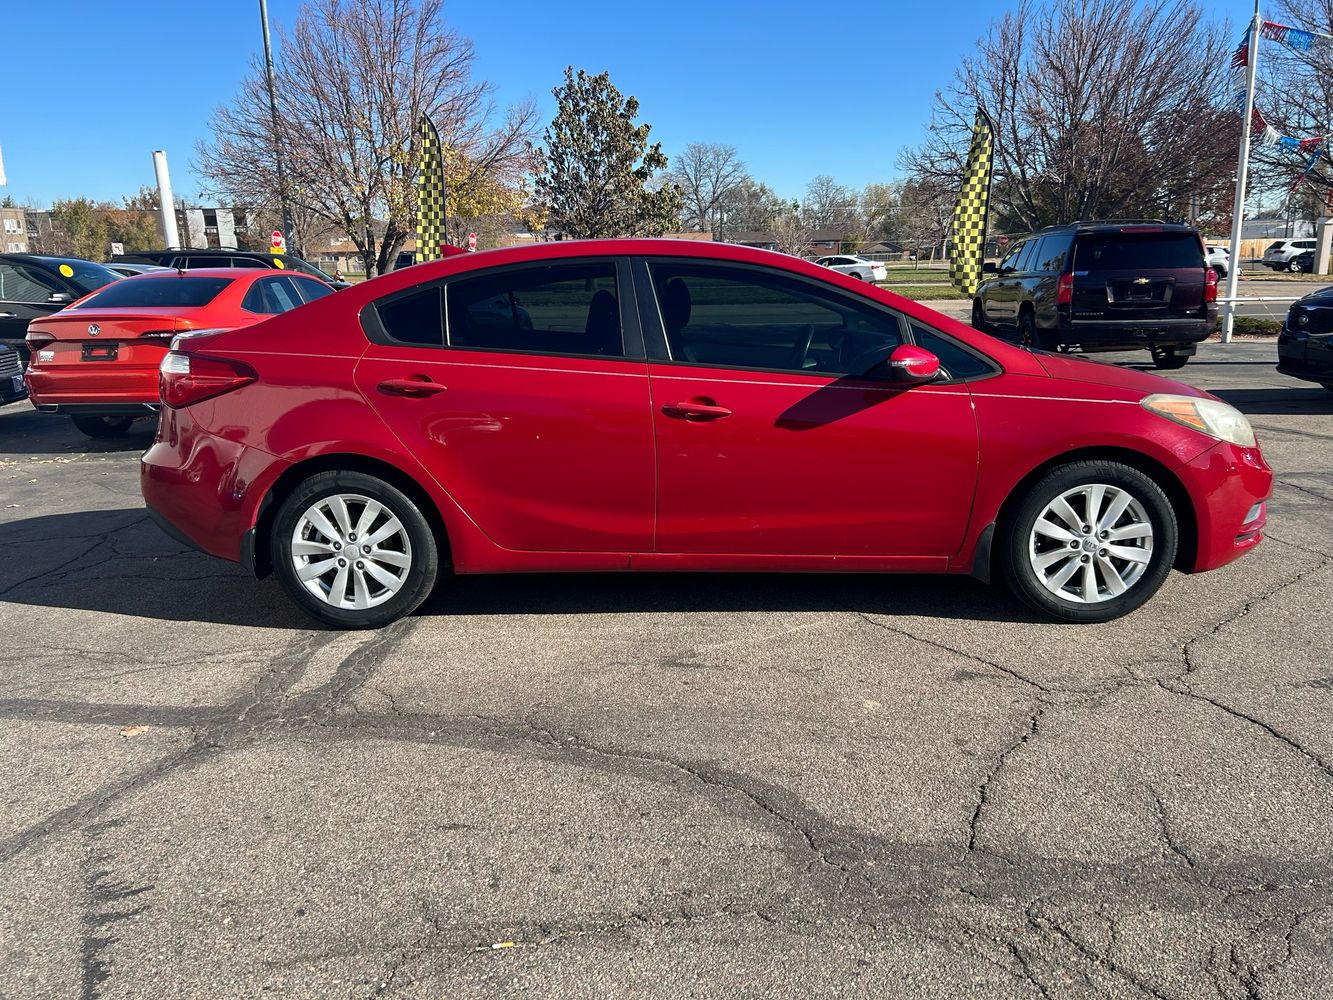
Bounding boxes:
41 257 121 293
74 276 233 309
1073 234 1203 270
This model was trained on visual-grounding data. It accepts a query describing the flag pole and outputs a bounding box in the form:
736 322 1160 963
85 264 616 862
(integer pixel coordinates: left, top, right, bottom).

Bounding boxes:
1223 1 1262 344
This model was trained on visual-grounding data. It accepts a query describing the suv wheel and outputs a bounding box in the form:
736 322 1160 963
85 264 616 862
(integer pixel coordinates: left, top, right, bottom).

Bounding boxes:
1289 259 1304 273
1150 347 1189 370
71 415 135 438
271 470 440 629
1017 310 1041 350
1000 461 1177 622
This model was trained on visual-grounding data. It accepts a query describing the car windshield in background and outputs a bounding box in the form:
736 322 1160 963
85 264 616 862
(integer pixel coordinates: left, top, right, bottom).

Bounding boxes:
42 257 121 293
1074 234 1203 270
284 257 337 281
74 276 233 309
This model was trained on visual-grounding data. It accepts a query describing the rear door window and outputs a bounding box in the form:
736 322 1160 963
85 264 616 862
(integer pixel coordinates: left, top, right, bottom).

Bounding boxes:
291 276 334 303
1073 233 1203 270
242 275 305 314
446 261 624 357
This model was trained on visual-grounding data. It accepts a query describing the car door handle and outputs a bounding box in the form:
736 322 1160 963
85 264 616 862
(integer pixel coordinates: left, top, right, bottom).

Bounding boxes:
662 400 732 421
377 377 447 397
0 312 16 319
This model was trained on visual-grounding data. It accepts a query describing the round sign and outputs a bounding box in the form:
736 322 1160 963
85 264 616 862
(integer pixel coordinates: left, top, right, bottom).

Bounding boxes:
59 264 74 277
998 236 1009 247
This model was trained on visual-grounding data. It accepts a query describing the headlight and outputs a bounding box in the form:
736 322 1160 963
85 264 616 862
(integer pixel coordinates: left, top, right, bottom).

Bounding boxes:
1141 393 1256 448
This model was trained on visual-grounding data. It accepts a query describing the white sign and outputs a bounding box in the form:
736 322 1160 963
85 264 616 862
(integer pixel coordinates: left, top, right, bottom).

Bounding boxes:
110 242 124 257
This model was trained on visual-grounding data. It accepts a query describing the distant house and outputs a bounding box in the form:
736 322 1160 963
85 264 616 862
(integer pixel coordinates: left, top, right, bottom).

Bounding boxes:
727 229 854 255
1 206 27 253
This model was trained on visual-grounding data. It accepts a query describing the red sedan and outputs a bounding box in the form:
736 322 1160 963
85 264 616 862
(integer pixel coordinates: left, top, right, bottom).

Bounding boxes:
26 268 332 437
141 240 1271 628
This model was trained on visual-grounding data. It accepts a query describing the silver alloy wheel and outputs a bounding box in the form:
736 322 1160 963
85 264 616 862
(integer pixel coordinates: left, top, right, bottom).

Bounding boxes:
291 493 412 610
1028 483 1153 605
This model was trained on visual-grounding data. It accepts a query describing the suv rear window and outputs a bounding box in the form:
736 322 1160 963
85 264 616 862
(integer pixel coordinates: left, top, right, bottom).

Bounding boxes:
1073 233 1203 270
73 276 232 309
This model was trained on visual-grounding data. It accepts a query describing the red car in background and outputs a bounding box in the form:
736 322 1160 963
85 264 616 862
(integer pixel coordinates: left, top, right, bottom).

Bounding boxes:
141 239 1271 629
26 268 332 437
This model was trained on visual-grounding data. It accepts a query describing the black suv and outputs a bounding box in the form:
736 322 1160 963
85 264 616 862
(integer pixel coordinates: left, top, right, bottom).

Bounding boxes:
972 222 1216 369
113 248 350 289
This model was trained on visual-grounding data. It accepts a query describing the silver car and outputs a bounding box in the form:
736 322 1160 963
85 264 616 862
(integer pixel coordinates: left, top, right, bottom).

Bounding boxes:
1263 238 1317 272
813 254 887 282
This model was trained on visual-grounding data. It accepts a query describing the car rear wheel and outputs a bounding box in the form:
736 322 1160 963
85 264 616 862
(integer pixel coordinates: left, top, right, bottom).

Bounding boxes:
1000 460 1177 623
1017 310 1040 350
1289 259 1303 273
1150 347 1189 370
271 471 439 629
71 415 135 438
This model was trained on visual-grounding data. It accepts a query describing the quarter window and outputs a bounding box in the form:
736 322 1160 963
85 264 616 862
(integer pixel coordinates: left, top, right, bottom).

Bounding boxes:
377 286 444 346
446 261 623 357
647 261 903 376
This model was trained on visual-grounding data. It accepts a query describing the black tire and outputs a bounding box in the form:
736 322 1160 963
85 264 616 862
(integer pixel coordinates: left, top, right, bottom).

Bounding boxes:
999 460 1178 623
71 414 134 438
971 300 991 333
1289 259 1303 273
1017 309 1040 350
271 470 440 629
850 272 865 280
1150 347 1189 370
1211 264 1226 279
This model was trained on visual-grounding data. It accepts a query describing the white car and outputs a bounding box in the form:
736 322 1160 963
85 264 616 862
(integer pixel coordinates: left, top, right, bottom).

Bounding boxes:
1263 238 1317 272
1204 244 1230 277
813 254 887 281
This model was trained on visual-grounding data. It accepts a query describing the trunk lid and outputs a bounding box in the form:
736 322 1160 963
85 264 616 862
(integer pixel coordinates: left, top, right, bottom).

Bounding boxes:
27 308 204 369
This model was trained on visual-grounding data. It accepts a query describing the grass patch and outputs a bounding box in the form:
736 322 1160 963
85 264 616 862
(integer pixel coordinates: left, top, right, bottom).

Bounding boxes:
1229 316 1282 337
878 284 966 301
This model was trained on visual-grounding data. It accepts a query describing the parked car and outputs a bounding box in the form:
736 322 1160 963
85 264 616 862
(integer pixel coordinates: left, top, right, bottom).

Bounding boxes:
0 344 29 408
1204 244 1230 277
813 255 887 282
142 239 1271 629
1277 284 1333 391
114 248 351 289
27 268 332 438
972 222 1216 370
105 262 172 278
1290 250 1316 274
0 254 122 363
1262 238 1317 271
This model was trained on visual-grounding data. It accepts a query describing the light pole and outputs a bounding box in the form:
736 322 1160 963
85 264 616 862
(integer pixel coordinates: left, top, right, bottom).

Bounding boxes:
259 0 295 255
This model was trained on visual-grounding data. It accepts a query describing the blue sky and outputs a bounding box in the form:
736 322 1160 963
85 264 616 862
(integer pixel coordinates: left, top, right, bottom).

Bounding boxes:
5 0 1254 208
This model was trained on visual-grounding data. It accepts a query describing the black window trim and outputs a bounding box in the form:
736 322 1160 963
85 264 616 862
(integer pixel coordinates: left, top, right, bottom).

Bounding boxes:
634 255 998 385
360 257 645 361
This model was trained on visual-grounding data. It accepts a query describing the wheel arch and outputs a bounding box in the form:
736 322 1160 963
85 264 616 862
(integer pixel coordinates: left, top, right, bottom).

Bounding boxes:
249 452 453 579
973 445 1198 581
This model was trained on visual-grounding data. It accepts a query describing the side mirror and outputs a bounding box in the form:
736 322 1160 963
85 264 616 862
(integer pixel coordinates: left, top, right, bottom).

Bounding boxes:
886 344 941 384
981 261 998 275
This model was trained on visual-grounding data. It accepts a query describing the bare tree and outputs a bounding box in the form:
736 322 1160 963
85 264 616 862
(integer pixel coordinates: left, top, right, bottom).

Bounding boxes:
670 143 748 235
802 175 857 230
716 179 785 236
197 0 537 275
902 0 1235 232
769 207 813 257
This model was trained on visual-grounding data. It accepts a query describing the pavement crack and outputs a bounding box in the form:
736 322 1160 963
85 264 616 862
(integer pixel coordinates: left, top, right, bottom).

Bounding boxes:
968 703 1046 854
1148 785 1198 871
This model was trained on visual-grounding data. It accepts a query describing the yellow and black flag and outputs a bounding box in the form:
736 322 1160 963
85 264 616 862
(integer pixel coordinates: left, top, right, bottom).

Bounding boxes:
948 109 994 298
415 114 448 263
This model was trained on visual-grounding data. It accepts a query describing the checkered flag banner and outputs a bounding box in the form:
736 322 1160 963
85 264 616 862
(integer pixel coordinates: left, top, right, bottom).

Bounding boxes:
416 114 448 263
949 110 994 298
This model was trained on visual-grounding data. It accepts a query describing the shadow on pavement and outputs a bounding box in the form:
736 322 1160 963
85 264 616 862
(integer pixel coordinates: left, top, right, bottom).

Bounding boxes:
1212 387 1333 416
0 407 157 456
0 507 1045 627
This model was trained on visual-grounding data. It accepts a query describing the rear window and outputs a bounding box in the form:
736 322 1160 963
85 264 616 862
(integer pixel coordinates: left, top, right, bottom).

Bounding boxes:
74 276 232 309
1073 233 1203 270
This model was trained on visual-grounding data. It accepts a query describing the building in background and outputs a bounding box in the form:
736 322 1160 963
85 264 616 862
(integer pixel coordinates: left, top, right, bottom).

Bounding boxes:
1 206 27 253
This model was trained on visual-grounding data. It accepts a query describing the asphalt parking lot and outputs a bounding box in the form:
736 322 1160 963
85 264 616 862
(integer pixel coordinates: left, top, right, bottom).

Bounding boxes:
1 340 1330 999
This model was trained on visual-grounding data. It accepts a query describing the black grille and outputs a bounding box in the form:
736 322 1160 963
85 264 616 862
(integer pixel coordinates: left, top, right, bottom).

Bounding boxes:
0 351 21 379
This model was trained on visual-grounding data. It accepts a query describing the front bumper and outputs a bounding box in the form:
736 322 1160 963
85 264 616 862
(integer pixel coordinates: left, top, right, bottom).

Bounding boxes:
1276 325 1333 385
1181 441 1272 573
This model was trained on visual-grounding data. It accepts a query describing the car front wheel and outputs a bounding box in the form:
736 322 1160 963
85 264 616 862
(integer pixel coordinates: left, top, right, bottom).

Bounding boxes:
271 470 440 629
1000 461 1177 622
1289 259 1304 273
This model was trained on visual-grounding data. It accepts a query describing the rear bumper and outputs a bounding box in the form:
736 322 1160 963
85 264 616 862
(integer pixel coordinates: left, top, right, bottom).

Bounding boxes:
1062 314 1213 351
27 366 161 409
1276 326 1333 384
1181 441 1272 573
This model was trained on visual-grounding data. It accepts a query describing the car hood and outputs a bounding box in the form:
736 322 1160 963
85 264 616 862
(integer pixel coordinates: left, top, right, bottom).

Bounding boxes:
1033 351 1210 400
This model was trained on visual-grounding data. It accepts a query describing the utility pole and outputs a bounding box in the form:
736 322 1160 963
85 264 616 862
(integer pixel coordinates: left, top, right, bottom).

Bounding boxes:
152 150 180 248
260 0 296 256
1223 0 1262 344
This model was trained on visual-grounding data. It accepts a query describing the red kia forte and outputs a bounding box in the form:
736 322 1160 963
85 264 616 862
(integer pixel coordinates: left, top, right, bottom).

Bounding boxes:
140 240 1271 629
26 268 332 437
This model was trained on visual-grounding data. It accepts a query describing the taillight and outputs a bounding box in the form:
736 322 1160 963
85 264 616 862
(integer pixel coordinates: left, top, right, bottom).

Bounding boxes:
1204 266 1218 302
139 330 178 344
1056 272 1074 305
26 331 55 350
159 352 256 408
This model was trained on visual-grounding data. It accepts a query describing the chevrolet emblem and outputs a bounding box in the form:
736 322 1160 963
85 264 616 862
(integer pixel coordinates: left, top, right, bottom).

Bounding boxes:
87 324 101 336
1132 277 1150 286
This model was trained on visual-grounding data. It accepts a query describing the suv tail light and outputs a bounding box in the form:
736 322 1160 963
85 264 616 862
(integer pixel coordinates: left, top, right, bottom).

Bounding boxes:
25 331 55 350
1056 272 1074 305
1204 266 1218 303
159 352 256 408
